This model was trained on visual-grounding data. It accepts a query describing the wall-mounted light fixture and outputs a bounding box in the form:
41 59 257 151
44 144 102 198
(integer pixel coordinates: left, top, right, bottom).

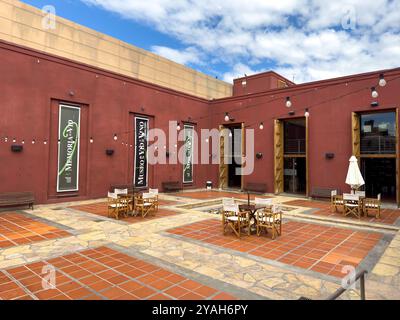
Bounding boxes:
325 153 335 159
256 152 263 159
379 74 387 87
371 102 379 108
106 149 114 156
371 87 379 99
288 110 295 116
286 97 292 108
11 145 23 153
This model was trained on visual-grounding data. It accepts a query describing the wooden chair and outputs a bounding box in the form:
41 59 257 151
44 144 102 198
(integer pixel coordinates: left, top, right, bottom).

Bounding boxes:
222 198 235 206
355 191 366 197
255 197 273 209
115 188 133 213
331 190 344 213
222 203 250 238
343 193 361 219
363 193 381 218
149 188 159 211
134 193 156 218
107 192 128 220
256 205 282 239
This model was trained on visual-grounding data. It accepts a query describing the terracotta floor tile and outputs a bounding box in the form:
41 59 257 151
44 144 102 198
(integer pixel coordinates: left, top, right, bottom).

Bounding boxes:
132 286 156 299
66 287 93 300
119 281 143 293
167 218 382 278
100 287 127 300
149 279 174 291
164 286 189 299
212 293 237 300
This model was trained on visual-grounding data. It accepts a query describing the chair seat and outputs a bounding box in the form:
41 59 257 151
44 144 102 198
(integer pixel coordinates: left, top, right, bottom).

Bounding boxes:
137 203 153 207
345 203 359 208
109 204 127 208
258 217 280 223
365 204 379 208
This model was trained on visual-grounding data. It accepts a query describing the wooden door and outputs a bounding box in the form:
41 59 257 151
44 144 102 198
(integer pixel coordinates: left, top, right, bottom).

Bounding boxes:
274 120 284 194
351 112 360 160
219 125 228 189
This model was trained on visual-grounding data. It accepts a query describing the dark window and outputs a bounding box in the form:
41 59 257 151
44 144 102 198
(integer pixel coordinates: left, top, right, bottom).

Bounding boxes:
284 119 306 154
360 112 396 154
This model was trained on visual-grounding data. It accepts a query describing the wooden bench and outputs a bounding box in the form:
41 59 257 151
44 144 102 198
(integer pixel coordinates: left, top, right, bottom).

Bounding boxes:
311 187 340 200
162 181 181 193
0 192 35 210
244 183 267 194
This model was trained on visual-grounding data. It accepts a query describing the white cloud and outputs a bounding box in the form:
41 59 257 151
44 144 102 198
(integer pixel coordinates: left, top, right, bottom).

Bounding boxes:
151 46 201 65
81 0 400 83
222 63 264 83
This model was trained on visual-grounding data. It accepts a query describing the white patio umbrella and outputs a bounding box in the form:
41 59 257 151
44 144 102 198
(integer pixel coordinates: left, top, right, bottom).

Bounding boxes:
345 156 365 192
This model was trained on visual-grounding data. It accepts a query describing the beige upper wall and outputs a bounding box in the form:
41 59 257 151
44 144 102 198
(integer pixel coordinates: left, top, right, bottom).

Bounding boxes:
0 0 232 99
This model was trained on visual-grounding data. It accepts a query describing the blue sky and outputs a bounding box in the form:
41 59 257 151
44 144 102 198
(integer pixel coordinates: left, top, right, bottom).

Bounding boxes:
22 0 400 83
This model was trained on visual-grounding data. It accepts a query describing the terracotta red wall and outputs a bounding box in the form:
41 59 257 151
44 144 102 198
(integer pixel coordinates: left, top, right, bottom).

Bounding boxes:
211 71 400 195
233 72 294 96
1 40 399 204
0 41 212 204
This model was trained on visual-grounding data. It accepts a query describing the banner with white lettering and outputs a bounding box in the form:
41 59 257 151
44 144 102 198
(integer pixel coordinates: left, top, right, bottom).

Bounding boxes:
57 104 81 192
183 124 194 183
134 117 149 188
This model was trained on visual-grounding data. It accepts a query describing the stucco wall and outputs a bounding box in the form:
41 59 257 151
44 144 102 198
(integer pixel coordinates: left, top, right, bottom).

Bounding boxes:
0 0 232 99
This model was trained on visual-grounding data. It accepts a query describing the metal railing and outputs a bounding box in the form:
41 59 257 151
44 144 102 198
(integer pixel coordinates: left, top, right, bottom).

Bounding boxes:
284 138 306 154
299 270 367 300
361 136 396 154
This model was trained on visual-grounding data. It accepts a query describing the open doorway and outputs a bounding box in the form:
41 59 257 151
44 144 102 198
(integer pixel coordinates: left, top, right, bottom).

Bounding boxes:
284 157 307 194
227 125 242 189
361 158 396 202
283 118 307 195
219 124 243 190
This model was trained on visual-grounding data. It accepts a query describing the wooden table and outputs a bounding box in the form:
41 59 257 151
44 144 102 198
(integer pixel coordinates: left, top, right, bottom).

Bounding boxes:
239 204 266 234
118 193 138 215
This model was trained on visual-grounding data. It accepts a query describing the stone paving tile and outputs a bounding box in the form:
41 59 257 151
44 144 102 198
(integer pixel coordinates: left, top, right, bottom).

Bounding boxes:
1 193 398 300
0 212 71 249
70 202 179 224
283 200 400 226
170 191 272 201
167 219 383 278
0 247 236 300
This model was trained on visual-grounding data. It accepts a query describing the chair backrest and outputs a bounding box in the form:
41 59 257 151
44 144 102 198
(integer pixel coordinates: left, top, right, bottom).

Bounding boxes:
149 188 158 195
223 203 239 214
331 190 337 197
108 192 118 199
272 204 282 213
222 198 235 206
377 193 381 201
115 188 128 195
355 191 366 197
343 193 359 201
143 192 154 199
255 198 272 206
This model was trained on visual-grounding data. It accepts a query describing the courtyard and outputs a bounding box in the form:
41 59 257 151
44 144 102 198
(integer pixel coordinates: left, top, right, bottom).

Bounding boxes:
1 189 399 300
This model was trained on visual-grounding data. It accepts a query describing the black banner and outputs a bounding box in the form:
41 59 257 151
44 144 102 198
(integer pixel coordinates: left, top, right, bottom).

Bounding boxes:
134 117 149 188
57 104 80 192
183 124 194 183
